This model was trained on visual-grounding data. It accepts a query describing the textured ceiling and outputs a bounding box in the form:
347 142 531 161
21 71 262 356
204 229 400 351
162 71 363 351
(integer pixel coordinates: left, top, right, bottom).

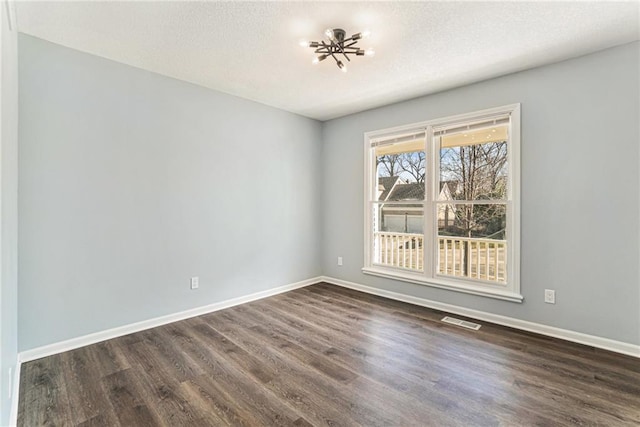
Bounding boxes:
16 1 640 121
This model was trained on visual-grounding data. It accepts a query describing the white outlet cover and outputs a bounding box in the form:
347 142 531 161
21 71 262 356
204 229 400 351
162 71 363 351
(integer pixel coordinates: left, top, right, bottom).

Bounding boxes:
190 277 199 289
544 289 555 304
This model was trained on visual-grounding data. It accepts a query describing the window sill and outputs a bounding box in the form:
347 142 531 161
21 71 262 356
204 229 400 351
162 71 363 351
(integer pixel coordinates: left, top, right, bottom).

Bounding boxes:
361 267 524 303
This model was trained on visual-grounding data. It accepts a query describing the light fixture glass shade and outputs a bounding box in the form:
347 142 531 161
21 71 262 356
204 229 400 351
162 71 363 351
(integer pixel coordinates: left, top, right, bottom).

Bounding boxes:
365 48 375 57
312 54 328 65
325 28 334 40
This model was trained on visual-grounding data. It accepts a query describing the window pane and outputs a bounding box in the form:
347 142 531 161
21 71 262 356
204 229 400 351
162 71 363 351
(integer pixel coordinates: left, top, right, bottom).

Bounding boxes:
375 139 425 201
372 203 424 271
439 124 508 201
436 203 506 283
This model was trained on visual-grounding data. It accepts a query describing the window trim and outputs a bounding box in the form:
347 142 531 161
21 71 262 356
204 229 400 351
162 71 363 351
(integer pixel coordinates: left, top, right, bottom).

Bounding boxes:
363 104 522 303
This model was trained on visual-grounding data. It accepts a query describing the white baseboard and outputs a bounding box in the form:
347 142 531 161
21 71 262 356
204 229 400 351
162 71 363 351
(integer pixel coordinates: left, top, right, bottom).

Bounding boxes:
19 276 322 364
15 274 639 394
320 276 640 358
8 358 21 427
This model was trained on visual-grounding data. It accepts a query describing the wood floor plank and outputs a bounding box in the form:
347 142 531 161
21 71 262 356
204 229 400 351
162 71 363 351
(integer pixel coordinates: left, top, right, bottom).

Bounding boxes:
124 346 203 426
100 369 161 427
60 347 120 425
18 356 74 426
85 340 131 378
18 283 640 426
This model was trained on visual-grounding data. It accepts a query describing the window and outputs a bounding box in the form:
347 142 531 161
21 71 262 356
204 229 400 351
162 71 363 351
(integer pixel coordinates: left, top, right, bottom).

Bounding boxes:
363 104 521 302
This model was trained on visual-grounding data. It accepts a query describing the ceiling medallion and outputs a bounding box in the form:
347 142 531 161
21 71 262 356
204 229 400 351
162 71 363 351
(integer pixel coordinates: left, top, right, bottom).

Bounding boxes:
300 28 375 72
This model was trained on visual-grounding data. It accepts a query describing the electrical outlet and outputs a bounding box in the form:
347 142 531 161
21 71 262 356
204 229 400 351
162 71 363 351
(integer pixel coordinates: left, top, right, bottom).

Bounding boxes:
544 289 555 304
190 277 199 290
337 257 343 266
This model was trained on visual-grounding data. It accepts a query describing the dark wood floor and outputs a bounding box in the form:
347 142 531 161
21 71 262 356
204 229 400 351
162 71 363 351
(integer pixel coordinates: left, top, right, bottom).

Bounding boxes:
18 283 640 426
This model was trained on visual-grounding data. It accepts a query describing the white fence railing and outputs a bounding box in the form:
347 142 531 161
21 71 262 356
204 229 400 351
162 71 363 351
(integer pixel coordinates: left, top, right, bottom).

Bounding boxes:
375 232 424 271
374 232 507 283
439 236 507 283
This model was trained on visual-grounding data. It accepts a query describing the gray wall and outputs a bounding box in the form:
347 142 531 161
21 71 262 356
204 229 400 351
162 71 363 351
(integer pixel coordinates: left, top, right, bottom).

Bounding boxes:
0 4 18 425
322 42 640 345
0 3 19 424
18 35 322 351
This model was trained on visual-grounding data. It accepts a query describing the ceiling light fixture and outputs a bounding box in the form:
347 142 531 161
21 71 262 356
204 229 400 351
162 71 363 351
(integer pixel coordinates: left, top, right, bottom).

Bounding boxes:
301 28 374 72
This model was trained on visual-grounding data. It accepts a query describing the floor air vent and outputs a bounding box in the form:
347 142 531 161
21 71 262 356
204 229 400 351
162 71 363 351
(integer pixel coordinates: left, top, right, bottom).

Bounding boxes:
441 316 481 330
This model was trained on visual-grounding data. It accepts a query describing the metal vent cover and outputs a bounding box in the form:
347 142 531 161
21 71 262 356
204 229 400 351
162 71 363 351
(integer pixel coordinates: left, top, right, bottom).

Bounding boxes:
441 316 481 330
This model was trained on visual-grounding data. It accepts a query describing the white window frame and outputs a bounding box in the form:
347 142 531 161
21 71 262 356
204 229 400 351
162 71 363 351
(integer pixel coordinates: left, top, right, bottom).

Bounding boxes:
363 104 522 302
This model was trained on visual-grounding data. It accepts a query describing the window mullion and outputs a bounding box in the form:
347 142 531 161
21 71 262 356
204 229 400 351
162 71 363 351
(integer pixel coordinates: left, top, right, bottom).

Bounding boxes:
423 126 435 279
364 138 375 268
